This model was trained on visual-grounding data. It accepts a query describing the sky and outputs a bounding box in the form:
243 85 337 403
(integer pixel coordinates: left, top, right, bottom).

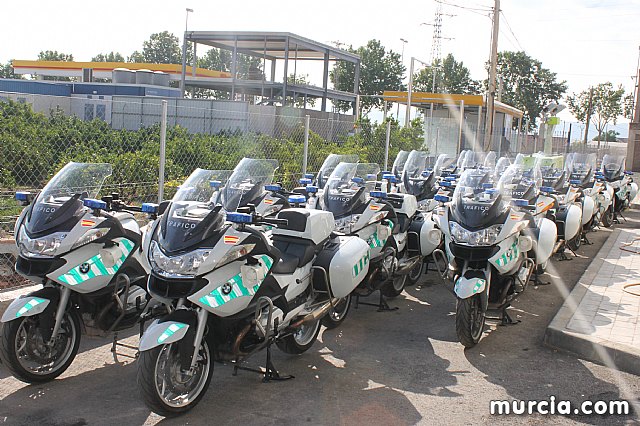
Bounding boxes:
2 0 639 137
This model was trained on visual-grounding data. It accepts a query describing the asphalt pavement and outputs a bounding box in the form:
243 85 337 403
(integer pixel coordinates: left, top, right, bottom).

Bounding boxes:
1 220 639 425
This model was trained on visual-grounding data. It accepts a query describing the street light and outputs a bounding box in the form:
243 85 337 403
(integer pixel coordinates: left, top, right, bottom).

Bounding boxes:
397 38 408 119
185 8 194 32
180 8 194 98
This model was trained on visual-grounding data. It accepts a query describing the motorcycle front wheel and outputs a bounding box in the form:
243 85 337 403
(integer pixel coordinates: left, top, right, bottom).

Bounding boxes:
137 339 213 416
602 205 614 228
455 295 485 348
0 311 80 383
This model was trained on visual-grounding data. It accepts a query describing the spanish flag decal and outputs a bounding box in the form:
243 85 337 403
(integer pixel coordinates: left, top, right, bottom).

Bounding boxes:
224 235 240 245
369 204 382 211
81 219 95 227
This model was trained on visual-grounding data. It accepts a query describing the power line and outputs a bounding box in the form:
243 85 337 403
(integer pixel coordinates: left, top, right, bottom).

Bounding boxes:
435 0 491 13
500 11 525 52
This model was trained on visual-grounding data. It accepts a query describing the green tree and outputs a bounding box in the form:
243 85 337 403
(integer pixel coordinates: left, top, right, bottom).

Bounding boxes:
413 54 480 94
330 40 405 114
592 130 619 142
0 62 22 79
492 51 567 130
567 82 625 147
129 31 182 64
38 50 74 62
92 52 125 62
623 92 635 120
287 74 317 107
36 50 74 81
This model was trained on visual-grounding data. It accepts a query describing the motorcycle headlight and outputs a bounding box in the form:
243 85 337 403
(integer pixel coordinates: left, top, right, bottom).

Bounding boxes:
149 240 211 278
71 228 108 250
449 222 502 246
217 243 256 268
17 227 67 258
334 214 360 232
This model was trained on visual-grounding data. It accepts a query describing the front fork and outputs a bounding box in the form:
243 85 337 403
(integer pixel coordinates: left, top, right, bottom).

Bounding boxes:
49 286 72 344
190 307 209 370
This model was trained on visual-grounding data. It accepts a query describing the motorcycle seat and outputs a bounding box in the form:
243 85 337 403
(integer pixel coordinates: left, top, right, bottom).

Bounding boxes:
271 234 318 274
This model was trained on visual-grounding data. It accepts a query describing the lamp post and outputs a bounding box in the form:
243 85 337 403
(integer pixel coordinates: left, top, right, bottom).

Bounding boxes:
397 38 408 119
180 8 194 98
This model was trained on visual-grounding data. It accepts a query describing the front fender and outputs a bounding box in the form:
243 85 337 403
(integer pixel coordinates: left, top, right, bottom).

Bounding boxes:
454 274 487 299
139 320 190 352
1 287 60 322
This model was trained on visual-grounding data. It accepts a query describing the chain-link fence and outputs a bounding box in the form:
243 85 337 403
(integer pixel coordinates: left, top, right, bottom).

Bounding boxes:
0 93 431 288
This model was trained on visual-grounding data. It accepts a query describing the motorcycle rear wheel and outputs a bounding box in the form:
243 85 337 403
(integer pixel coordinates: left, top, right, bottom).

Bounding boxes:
277 318 321 354
455 295 485 348
137 339 213 416
321 294 351 329
380 275 407 298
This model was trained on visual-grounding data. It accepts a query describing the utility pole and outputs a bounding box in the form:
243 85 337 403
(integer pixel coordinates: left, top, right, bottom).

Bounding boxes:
397 38 408 120
483 0 500 151
583 87 594 144
405 57 415 127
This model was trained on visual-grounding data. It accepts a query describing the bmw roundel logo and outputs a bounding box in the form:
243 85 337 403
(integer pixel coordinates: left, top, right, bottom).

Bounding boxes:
221 283 233 295
79 263 91 274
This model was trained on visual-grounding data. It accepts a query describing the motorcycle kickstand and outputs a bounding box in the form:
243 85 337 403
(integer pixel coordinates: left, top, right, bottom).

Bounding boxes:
353 292 399 312
582 233 593 245
618 211 627 222
111 332 138 363
262 339 294 383
499 309 520 326
531 270 550 286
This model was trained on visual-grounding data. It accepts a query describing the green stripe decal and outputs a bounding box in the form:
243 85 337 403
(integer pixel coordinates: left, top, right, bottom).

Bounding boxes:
157 323 187 344
57 237 134 286
199 254 273 309
16 297 47 318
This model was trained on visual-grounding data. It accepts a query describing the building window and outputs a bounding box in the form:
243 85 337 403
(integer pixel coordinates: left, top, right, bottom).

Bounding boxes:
84 104 94 121
96 104 106 121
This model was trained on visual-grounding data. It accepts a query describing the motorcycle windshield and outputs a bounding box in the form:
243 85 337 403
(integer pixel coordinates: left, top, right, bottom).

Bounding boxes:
27 162 112 235
498 161 542 203
494 157 511 179
601 154 625 181
565 153 596 185
451 168 507 230
457 150 470 169
535 155 565 189
461 151 486 170
159 169 232 253
434 154 456 176
484 151 497 169
391 150 410 177
402 150 436 198
222 158 279 212
316 154 358 190
323 162 380 218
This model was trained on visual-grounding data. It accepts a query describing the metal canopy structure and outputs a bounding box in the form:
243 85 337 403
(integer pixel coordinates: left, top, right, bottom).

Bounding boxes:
181 31 361 112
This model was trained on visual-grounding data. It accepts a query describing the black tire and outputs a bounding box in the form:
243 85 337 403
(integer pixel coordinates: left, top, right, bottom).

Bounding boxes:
276 319 321 355
602 205 614 228
380 275 407 298
536 261 547 276
137 339 213 417
0 311 80 383
406 261 423 286
455 295 485 348
321 294 351 329
567 233 582 251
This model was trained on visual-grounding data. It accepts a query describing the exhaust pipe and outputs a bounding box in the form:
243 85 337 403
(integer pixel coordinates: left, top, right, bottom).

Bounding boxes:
290 298 340 329
395 255 422 275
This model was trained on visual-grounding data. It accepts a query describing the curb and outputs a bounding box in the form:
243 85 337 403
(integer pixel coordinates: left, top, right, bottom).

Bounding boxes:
544 228 640 376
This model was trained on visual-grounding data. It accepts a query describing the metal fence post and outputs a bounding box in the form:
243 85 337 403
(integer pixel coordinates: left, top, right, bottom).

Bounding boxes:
303 114 310 175
384 120 391 171
158 100 168 203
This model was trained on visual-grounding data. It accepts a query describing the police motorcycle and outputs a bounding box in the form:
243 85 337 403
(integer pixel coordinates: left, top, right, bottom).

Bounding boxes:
322 162 423 310
137 168 370 415
312 153 359 199
435 166 536 347
600 154 638 222
565 152 610 232
1 162 156 382
396 151 446 283
533 155 584 256
391 150 411 179
496 160 557 277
